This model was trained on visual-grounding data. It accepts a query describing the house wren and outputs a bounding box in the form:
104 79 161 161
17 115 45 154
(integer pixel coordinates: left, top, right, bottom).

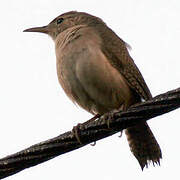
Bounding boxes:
24 11 162 169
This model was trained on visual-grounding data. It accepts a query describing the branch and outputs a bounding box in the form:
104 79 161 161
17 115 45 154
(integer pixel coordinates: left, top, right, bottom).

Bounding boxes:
0 87 180 179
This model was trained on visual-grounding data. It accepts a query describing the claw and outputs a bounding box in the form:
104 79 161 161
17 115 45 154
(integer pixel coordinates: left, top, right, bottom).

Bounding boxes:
90 141 96 146
118 131 123 138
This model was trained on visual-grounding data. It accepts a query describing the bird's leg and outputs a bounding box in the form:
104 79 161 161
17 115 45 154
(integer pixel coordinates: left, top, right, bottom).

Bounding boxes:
72 114 101 144
82 114 101 126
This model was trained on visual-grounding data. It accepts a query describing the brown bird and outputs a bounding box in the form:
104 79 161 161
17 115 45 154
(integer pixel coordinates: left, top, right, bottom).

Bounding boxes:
24 11 162 169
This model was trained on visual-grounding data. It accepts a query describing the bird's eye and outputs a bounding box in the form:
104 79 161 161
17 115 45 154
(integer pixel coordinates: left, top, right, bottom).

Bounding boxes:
57 18 64 24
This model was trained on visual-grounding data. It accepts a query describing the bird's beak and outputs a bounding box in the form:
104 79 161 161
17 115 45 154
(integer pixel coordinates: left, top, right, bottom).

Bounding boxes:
23 25 49 34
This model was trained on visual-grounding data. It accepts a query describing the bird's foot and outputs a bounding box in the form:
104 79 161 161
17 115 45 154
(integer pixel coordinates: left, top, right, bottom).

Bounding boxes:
102 109 123 137
72 123 84 144
72 114 100 144
102 110 118 129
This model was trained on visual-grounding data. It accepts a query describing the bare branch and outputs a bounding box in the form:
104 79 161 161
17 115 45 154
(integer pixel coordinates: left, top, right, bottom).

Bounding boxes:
0 87 180 179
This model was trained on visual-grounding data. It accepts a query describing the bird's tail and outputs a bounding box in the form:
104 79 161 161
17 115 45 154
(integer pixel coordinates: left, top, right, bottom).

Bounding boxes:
125 122 162 170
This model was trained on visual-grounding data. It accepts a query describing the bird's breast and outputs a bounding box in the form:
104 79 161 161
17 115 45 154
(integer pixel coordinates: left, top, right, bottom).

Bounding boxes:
55 27 135 114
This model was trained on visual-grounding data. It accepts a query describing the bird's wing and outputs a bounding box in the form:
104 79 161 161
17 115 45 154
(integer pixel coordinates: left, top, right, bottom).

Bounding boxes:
100 28 152 101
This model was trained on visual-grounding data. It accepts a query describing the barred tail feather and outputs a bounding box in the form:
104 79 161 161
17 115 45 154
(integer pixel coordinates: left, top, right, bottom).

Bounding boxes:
125 122 162 170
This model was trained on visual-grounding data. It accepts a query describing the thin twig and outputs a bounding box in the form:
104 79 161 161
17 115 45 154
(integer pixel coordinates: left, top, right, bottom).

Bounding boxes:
0 87 180 179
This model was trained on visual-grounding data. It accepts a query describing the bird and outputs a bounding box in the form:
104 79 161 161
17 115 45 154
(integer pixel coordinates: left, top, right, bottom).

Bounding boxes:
24 11 162 170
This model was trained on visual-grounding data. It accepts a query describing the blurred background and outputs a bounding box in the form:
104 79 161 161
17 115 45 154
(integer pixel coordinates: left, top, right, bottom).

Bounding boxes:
0 0 179 179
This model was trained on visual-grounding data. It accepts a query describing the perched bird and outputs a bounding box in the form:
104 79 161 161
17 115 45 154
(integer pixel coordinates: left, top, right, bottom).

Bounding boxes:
24 11 162 169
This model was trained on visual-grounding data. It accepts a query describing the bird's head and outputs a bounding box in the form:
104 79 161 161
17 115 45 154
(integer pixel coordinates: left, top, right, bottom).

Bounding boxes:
23 11 105 40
